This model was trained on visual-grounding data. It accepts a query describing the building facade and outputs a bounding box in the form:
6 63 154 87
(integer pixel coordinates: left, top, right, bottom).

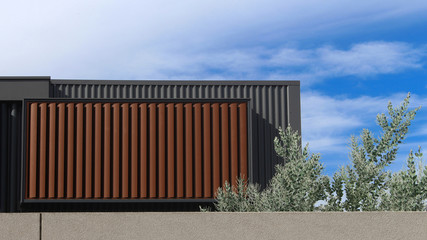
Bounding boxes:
0 76 300 212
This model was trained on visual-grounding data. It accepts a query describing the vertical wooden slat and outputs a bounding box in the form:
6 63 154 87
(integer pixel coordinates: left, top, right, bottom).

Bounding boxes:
158 103 166 198
103 103 111 198
48 103 56 198
94 103 102 198
26 100 246 200
39 103 47 198
122 103 129 198
131 103 138 198
230 103 239 187
112 103 120 198
149 103 157 198
57 103 65 198
140 104 148 198
221 103 229 186
185 103 193 198
75 103 83 198
167 103 175 198
176 103 184 198
239 103 248 180
203 103 211 197
212 103 220 195
86 103 93 198
194 103 202 198
66 103 75 199
28 103 38 198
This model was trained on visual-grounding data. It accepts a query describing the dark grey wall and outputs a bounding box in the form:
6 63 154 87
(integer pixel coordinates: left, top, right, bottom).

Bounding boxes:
50 80 301 188
0 102 22 212
0 77 50 100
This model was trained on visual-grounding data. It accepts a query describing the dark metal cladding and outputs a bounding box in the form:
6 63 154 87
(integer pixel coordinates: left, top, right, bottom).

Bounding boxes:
0 102 22 212
49 80 301 188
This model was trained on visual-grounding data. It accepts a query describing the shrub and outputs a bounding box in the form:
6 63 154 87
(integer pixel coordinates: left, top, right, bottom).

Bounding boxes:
380 147 427 211
326 93 421 211
209 126 328 212
207 93 425 212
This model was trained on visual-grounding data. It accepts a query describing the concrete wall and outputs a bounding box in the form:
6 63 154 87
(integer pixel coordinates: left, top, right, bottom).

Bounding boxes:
0 213 39 240
1 212 427 240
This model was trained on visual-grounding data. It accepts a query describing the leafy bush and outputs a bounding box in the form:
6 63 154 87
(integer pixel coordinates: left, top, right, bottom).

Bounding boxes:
326 93 420 211
209 126 328 212
380 147 427 211
207 93 426 212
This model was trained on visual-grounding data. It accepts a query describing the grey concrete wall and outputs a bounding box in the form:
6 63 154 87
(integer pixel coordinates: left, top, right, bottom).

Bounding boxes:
1 212 427 240
42 212 427 240
0 213 39 240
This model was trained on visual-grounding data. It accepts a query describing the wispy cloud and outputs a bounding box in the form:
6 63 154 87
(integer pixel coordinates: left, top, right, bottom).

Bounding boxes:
1 0 427 79
301 91 427 173
4 41 422 83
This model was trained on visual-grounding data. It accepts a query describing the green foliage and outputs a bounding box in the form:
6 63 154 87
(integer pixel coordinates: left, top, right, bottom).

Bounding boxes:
207 93 426 212
381 147 427 211
327 93 421 211
213 178 263 212
264 126 329 211
209 126 328 212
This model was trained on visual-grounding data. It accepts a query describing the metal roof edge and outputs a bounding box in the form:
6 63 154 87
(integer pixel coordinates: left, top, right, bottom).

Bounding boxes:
50 79 300 86
0 76 51 81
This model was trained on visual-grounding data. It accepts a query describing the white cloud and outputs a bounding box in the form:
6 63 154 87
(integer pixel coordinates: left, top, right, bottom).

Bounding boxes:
0 0 426 79
8 41 420 83
301 91 427 174
301 92 427 150
317 42 423 76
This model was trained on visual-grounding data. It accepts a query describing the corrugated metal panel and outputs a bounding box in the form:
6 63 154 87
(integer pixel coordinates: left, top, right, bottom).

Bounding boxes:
0 102 21 212
24 100 248 200
50 80 301 188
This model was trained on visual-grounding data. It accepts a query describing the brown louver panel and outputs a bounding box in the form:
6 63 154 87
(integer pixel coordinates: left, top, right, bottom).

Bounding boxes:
93 103 101 198
103 103 111 198
176 103 184 198
149 103 156 198
48 103 56 198
112 103 120 198
158 104 166 198
28 103 37 198
239 103 248 180
185 103 193 198
122 103 129 198
221 103 229 186
86 103 93 198
212 103 221 195
167 103 175 198
140 104 147 198
76 103 83 198
230 103 239 186
57 103 65 198
39 103 47 198
203 103 211 197
25 100 248 200
131 104 138 198
67 103 74 199
194 104 202 198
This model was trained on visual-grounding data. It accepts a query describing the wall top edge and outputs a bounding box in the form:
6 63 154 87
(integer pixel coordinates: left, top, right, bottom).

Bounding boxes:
0 76 51 81
24 98 251 103
50 79 300 86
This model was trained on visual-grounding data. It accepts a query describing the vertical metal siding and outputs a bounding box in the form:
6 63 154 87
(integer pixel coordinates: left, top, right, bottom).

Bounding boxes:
25 100 248 200
50 81 300 188
0 102 22 212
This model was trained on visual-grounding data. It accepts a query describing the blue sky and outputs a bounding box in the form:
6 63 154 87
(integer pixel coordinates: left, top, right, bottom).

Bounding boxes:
1 0 427 175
